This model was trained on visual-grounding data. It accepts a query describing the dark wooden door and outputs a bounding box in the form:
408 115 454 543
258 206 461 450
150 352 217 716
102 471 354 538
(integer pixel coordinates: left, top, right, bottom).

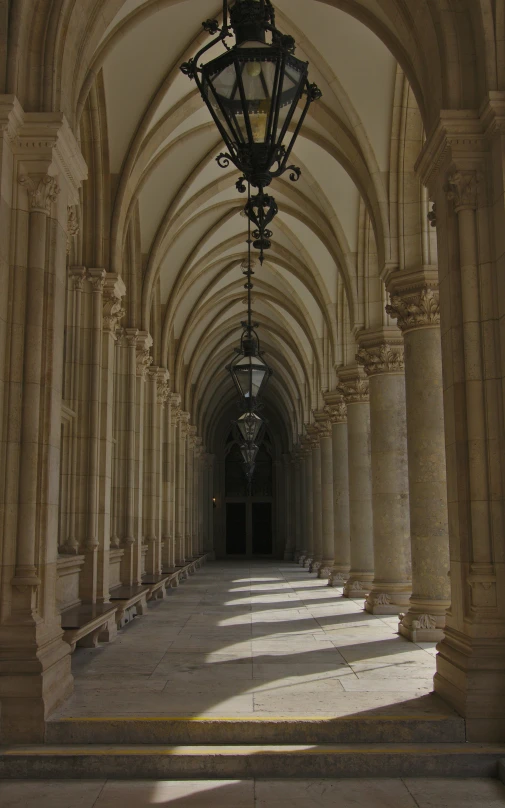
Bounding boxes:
226 502 247 554
252 502 273 555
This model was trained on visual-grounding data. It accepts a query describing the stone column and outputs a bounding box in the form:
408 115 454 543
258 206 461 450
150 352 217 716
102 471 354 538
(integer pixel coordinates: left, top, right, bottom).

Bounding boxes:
301 438 314 567
313 411 335 579
120 329 138 584
176 411 190 564
338 369 374 598
186 425 197 559
292 451 303 562
416 120 505 738
283 453 295 560
80 268 105 602
155 370 170 572
386 271 450 642
161 389 173 572
96 274 125 602
324 393 350 588
357 329 412 614
307 425 322 573
144 367 159 575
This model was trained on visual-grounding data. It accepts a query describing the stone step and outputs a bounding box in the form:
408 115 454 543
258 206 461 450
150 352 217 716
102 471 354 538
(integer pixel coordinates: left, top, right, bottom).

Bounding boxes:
1 743 504 780
46 714 465 745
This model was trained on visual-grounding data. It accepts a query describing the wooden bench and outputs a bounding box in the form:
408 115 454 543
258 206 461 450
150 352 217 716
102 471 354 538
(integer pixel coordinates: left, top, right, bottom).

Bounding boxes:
61 603 118 652
109 584 150 628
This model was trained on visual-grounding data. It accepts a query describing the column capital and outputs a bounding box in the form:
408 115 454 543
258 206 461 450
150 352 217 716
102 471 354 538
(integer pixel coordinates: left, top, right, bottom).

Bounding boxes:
156 369 170 405
356 327 404 376
88 267 106 293
69 265 86 292
445 169 483 211
67 205 79 254
188 424 198 446
103 273 126 337
135 331 153 378
313 409 332 437
305 423 320 447
14 111 87 204
337 364 369 403
415 109 488 194
385 268 440 334
180 411 191 436
123 327 139 349
323 389 347 423
19 173 60 215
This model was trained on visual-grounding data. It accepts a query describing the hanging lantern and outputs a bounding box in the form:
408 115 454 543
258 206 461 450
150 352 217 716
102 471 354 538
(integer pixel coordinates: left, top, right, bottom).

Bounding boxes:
242 461 256 483
227 326 272 405
181 0 322 190
234 410 265 444
240 443 259 465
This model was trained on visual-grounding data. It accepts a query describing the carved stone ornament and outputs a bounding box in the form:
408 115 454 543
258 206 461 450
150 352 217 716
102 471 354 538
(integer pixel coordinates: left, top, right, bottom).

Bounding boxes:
356 343 404 376
66 206 79 254
373 593 391 606
427 203 437 228
157 380 170 406
413 614 437 630
445 170 481 211
314 414 331 438
329 571 347 585
337 378 369 403
386 287 440 332
19 173 60 214
69 266 86 292
136 335 154 378
324 401 347 424
349 580 363 591
103 288 126 334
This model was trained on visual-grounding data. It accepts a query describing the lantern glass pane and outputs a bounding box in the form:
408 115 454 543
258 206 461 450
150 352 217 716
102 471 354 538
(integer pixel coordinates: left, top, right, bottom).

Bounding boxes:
233 354 267 399
237 412 262 443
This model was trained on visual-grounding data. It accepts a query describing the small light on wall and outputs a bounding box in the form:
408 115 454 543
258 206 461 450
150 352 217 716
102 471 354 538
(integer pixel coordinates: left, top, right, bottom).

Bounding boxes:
212 497 217 509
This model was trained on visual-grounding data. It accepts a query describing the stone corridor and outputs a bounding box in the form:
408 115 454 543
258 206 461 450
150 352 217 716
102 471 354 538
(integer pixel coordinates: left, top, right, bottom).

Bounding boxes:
54 561 442 720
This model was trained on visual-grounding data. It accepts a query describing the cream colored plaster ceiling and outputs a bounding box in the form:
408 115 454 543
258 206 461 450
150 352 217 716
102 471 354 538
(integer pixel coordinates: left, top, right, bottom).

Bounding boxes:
98 0 400 441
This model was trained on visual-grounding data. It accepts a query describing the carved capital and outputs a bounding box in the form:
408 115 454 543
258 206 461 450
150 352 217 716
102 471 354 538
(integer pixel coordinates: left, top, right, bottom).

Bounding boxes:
136 332 153 378
103 274 126 336
157 372 170 406
19 173 60 214
386 287 440 333
67 205 79 254
324 401 347 424
69 265 86 292
305 424 320 448
88 268 106 294
356 343 404 376
337 378 369 403
445 169 481 211
313 410 332 438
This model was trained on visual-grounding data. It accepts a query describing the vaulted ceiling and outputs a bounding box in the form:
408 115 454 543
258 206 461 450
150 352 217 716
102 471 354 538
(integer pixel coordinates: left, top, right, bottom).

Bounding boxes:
87 0 403 449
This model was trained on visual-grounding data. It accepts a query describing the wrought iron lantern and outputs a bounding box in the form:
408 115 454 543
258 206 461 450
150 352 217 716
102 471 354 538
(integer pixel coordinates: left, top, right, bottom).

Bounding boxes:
242 461 256 484
228 327 271 404
240 443 259 465
181 0 322 191
234 410 265 444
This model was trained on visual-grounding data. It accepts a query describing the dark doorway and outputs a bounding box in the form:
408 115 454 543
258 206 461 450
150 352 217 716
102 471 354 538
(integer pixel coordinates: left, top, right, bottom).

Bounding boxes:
252 502 273 555
226 502 247 554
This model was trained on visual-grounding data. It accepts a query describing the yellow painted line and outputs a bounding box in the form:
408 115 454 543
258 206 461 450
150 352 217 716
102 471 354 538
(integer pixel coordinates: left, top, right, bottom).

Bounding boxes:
56 714 457 723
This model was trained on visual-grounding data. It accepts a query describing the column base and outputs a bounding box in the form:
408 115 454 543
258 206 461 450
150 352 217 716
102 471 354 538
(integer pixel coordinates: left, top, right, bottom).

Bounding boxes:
309 560 322 573
303 556 313 568
343 573 374 598
317 562 333 579
398 599 449 643
364 583 412 614
434 625 505 741
284 550 295 561
0 624 73 743
328 566 351 588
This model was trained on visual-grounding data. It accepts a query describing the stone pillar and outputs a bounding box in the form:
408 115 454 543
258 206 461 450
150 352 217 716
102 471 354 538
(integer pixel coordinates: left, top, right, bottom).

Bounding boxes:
386 271 450 641
292 451 303 562
0 108 87 743
96 274 126 601
324 393 350 587
301 438 314 567
161 389 173 572
313 411 335 579
283 453 295 560
144 367 159 575
338 369 374 598
357 329 412 615
417 114 505 738
80 268 105 602
186 425 196 559
307 425 322 573
155 370 170 573
176 411 189 564
121 329 138 585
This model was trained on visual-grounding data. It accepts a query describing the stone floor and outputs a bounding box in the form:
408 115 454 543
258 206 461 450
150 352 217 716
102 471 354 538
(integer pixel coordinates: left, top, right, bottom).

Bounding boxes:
2 778 505 806
54 561 442 719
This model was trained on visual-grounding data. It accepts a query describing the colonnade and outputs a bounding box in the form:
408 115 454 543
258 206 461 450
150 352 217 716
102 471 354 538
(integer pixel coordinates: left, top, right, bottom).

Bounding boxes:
293 276 449 646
